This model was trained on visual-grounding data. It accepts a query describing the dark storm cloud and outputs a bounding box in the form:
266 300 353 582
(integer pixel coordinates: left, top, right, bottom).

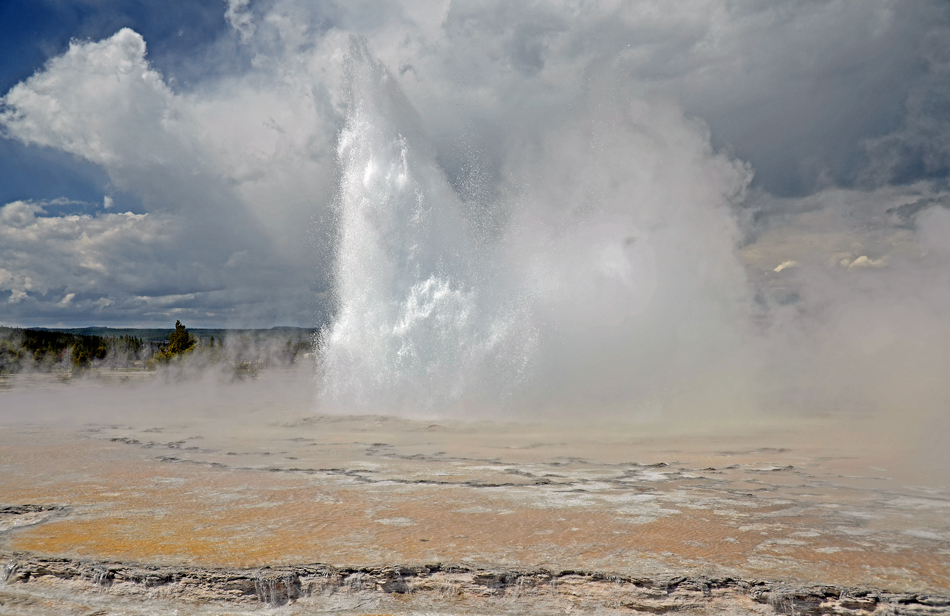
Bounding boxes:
671 1 946 197
887 195 950 226
861 19 950 187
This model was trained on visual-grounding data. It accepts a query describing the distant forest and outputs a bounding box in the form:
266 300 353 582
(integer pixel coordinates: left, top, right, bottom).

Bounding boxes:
0 323 315 376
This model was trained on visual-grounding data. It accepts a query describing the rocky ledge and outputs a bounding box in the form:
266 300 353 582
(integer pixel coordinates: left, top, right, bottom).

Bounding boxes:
3 554 950 615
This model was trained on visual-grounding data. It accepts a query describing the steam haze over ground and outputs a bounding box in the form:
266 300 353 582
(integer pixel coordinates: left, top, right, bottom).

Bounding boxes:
0 0 948 443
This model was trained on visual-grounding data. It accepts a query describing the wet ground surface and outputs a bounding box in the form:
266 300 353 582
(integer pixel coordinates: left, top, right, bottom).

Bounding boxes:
0 379 948 613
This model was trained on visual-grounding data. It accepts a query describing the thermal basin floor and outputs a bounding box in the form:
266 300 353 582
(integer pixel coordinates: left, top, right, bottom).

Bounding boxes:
1 406 948 598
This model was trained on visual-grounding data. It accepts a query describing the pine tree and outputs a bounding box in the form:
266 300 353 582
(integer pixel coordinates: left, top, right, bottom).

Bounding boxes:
167 320 196 355
151 321 197 364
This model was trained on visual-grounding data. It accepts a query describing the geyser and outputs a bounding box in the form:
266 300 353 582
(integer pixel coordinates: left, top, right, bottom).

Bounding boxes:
318 40 755 417
317 40 536 414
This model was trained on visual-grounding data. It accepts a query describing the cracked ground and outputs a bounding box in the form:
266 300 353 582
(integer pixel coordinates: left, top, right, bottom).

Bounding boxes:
0 373 948 613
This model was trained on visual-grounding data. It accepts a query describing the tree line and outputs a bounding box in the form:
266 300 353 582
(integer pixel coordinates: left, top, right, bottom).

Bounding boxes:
0 328 148 374
0 321 313 376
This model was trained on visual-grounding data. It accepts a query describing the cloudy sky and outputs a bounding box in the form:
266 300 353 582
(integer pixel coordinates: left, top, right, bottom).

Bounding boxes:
0 0 948 337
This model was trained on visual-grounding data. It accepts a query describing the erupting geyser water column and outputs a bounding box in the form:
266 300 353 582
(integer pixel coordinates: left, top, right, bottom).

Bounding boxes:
317 40 535 414
318 39 756 417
